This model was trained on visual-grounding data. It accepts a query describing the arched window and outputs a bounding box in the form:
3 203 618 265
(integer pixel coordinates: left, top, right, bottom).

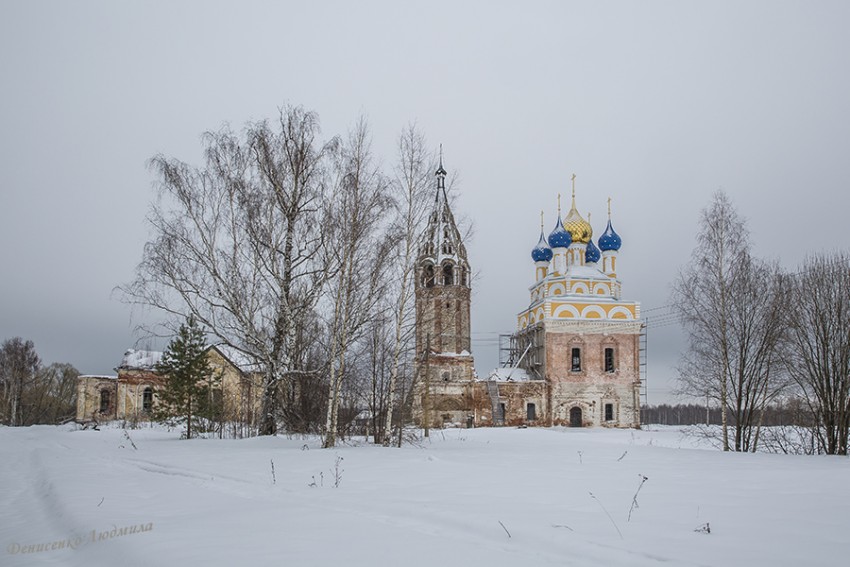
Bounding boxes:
443 263 454 286
423 264 435 288
99 390 111 413
142 387 153 413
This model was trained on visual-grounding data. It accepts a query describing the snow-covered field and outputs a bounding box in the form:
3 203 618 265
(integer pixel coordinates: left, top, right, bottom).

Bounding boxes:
2 424 847 566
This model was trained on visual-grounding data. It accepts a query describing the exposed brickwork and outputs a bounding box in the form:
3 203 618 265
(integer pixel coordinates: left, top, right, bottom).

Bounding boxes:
544 330 640 427
76 347 263 424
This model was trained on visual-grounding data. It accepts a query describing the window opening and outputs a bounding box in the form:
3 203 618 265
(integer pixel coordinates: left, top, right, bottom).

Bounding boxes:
571 347 581 372
142 387 153 413
424 265 435 288
604 347 615 373
443 264 454 286
100 390 111 413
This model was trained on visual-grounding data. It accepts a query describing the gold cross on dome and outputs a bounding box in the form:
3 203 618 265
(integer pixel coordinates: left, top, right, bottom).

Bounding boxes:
571 173 577 205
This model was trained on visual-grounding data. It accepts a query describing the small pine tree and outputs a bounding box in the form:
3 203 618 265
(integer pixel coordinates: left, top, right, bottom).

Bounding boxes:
153 316 219 439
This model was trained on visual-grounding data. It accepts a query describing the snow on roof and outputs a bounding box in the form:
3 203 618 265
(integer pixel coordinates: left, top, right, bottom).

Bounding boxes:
79 375 118 380
483 367 534 382
433 350 472 358
117 349 164 371
354 409 373 421
116 345 265 374
211 344 263 373
567 264 610 280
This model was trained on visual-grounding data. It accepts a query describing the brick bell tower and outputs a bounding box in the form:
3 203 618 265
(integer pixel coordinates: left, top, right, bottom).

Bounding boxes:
413 152 475 428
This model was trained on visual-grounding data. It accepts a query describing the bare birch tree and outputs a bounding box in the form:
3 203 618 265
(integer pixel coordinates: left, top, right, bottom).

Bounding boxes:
724 257 788 451
0 338 41 426
381 125 432 446
785 252 850 455
673 191 760 451
322 118 392 448
122 105 336 436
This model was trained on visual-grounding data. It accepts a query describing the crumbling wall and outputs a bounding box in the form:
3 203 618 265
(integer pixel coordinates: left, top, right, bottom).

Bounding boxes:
76 376 118 421
545 331 640 428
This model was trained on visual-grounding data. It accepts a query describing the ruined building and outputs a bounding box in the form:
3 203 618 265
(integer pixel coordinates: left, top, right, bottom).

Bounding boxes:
76 346 263 425
414 168 641 428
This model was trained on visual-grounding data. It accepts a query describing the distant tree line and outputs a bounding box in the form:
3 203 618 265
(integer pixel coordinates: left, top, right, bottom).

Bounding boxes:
673 191 850 455
642 399 815 427
0 337 78 426
120 105 447 447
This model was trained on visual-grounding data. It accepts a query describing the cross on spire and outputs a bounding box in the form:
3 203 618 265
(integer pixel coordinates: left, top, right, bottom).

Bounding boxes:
435 144 447 191
571 173 577 208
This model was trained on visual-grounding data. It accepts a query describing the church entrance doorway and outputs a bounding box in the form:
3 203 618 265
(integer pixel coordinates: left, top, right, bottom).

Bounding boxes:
569 406 582 427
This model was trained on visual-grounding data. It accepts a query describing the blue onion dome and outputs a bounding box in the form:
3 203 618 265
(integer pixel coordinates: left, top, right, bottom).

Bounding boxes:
532 230 553 262
585 237 601 263
548 217 572 249
598 219 622 251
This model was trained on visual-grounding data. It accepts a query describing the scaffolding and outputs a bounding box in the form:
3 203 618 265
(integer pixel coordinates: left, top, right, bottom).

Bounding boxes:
498 326 545 379
639 321 648 421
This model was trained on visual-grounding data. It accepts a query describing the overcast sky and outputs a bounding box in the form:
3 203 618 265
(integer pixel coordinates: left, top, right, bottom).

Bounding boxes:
2 1 848 403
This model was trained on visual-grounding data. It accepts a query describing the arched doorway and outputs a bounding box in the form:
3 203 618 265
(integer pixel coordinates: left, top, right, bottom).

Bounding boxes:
569 406 582 428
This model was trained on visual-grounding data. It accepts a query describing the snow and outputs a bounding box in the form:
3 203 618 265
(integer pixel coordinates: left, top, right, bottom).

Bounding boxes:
434 349 472 358
566 264 610 280
485 367 534 381
2 424 847 566
117 349 163 371
211 344 263 373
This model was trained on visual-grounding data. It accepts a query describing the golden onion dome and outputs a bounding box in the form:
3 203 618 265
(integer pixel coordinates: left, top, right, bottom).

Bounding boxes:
563 198 592 244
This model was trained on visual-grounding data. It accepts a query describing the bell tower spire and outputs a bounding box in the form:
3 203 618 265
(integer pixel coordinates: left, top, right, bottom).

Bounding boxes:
436 143 447 193
413 148 475 429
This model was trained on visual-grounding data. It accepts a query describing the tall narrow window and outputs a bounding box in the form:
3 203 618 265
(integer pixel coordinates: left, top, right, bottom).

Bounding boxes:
571 347 581 372
443 264 454 286
605 403 614 421
604 347 615 373
142 387 153 413
424 264 435 288
99 390 111 413
527 403 536 421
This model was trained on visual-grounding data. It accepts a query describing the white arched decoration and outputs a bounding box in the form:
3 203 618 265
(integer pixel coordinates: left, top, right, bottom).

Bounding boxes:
534 306 545 322
580 305 606 319
571 282 589 294
519 315 529 328
592 282 611 295
552 304 580 319
608 306 634 320
549 282 566 296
